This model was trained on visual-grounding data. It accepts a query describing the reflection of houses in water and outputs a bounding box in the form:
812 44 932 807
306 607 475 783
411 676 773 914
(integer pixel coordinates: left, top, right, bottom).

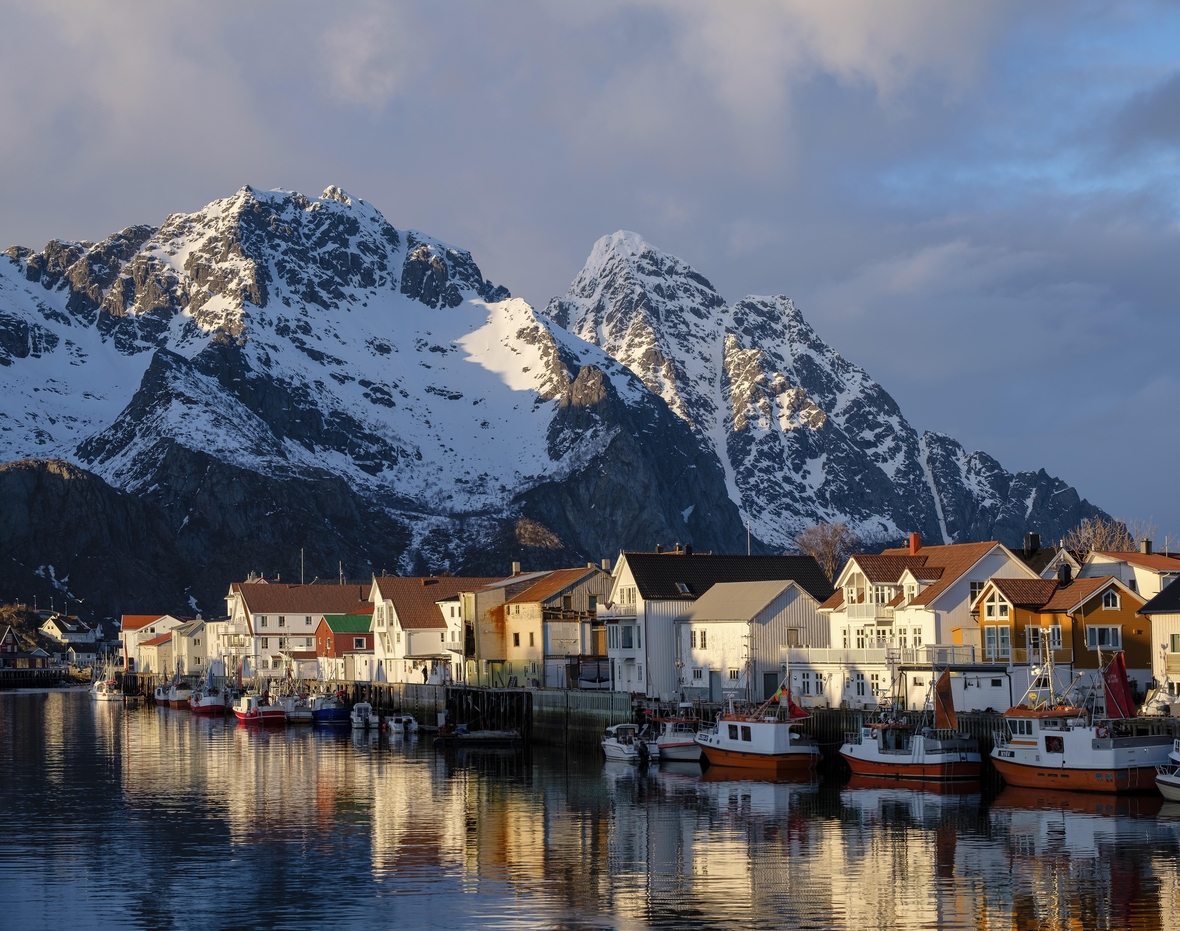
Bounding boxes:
835 782 984 930
989 788 1174 930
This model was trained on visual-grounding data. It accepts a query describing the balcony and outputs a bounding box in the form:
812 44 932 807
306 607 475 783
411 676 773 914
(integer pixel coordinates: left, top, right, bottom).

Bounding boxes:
1006 648 1074 666
784 645 978 666
597 604 637 620
846 604 894 621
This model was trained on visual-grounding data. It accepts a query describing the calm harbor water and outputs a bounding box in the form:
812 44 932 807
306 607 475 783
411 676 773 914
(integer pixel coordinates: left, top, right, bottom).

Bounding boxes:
2 690 1179 931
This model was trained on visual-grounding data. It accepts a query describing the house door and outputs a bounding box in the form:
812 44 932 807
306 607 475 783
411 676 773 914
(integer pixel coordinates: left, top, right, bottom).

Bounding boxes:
764 672 780 701
709 671 723 703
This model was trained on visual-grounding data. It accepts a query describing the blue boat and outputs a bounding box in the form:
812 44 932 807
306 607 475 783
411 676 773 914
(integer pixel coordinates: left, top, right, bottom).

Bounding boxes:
311 694 351 724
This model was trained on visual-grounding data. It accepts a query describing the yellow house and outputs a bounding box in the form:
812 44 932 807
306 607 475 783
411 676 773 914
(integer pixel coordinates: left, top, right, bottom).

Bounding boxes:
973 574 1149 691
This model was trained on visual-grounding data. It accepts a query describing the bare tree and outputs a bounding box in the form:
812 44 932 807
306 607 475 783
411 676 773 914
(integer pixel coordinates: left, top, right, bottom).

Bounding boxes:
1060 516 1158 554
794 522 861 583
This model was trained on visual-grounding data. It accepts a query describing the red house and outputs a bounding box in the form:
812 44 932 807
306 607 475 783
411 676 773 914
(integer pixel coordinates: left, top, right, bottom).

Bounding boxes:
315 614 374 680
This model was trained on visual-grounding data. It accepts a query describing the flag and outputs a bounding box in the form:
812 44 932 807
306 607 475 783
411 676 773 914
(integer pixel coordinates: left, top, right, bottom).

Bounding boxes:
1103 652 1137 719
934 669 956 730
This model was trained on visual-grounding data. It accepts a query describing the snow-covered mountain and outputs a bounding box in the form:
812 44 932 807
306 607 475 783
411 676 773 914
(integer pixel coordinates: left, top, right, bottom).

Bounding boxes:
0 192 1103 618
545 230 1103 549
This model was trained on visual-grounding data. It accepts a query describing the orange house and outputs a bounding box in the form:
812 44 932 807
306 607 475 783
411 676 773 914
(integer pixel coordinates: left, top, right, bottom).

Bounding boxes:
973 575 1150 693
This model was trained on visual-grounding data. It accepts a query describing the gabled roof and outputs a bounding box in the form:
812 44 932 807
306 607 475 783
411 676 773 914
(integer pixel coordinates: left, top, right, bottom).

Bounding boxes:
677 581 797 622
818 590 844 611
1139 577 1180 615
0 625 17 646
981 575 1137 614
140 632 172 648
231 582 371 616
847 554 928 584
620 553 833 603
986 578 1060 609
373 576 503 629
505 568 604 606
173 619 204 637
1090 551 1180 572
320 614 373 634
878 542 1006 607
120 614 168 632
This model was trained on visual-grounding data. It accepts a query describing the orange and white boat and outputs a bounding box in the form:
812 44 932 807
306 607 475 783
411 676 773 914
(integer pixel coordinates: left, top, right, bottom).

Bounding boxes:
695 688 821 775
990 652 1172 794
840 670 981 781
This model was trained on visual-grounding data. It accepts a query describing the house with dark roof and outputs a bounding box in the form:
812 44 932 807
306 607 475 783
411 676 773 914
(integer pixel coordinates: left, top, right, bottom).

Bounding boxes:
1137 577 1180 702
808 534 1040 710
501 565 612 688
971 573 1149 710
601 550 834 700
39 614 96 645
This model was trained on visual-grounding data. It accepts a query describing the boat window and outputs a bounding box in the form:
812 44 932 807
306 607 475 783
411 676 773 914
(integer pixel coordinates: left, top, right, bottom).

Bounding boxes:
728 724 739 740
741 726 752 742
1045 735 1064 753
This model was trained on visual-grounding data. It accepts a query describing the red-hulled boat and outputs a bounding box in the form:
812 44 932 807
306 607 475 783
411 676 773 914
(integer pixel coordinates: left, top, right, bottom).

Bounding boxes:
233 694 286 725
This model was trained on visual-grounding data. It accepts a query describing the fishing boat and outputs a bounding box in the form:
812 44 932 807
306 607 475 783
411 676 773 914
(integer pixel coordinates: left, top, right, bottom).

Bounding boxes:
279 694 313 724
310 692 351 725
153 684 170 706
654 717 702 762
695 685 821 775
839 669 981 781
1156 766 1180 801
89 662 122 702
602 723 655 763
233 693 287 725
189 668 230 715
991 651 1172 794
167 681 193 709
350 701 379 730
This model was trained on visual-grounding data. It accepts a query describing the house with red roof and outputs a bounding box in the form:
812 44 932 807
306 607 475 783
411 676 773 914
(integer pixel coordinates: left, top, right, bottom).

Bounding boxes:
1076 542 1180 599
223 580 371 679
137 631 174 675
501 565 612 688
120 614 191 673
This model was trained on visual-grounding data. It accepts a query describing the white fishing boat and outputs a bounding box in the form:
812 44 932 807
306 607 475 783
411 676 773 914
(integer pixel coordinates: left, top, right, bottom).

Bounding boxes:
279 695 313 724
695 685 822 775
601 723 655 763
153 684 170 706
351 701 379 730
167 682 193 709
991 652 1172 794
1157 766 1180 801
89 663 122 702
654 718 702 762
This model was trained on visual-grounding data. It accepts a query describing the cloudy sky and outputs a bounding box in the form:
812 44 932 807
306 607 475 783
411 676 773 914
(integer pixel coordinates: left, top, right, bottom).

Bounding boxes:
2 1 1178 541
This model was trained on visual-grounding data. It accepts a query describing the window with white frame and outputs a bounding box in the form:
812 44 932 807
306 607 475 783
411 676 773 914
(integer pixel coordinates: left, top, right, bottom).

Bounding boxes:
905 583 916 602
728 668 740 680
1171 633 1180 653
816 674 824 695
899 629 908 648
305 616 311 626
969 581 985 604
692 668 702 680
985 626 1011 660
1049 625 1062 649
1102 590 1120 610
842 628 849 648
261 637 269 649
698 629 705 649
984 591 1009 619
912 627 923 648
1086 626 1121 649
377 606 385 628
801 671 811 694
260 616 268 628
690 629 697 649
278 616 286 628
609 626 619 650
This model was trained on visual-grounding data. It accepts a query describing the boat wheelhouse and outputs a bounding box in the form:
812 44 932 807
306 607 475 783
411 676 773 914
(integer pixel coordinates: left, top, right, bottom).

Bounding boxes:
695 712 821 774
841 719 981 781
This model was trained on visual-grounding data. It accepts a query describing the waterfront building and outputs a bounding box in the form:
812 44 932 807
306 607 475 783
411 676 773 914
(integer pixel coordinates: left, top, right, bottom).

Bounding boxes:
170 619 208 676
119 614 191 673
315 613 374 682
222 581 370 678
1138 577 1180 700
1074 542 1180 598
0 625 50 669
600 550 833 699
456 570 552 687
137 631 173 674
38 614 97 645
370 575 502 684
675 579 828 702
501 565 611 688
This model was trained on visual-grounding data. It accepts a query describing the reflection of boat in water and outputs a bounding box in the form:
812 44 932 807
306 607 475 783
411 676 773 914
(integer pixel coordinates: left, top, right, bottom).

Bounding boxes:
434 726 521 748
844 774 982 796
992 785 1165 819
384 713 419 737
700 765 819 786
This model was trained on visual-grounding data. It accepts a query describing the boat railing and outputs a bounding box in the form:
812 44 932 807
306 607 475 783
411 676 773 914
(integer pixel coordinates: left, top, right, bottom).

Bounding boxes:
992 728 1009 748
844 730 863 745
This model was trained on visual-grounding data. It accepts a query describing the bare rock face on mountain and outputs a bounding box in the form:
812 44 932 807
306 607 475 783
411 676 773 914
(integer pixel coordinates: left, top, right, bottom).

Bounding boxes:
545 231 1106 550
0 192 1105 621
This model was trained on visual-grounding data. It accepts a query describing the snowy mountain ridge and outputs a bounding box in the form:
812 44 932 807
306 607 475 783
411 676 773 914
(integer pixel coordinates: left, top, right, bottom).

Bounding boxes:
0 189 1103 616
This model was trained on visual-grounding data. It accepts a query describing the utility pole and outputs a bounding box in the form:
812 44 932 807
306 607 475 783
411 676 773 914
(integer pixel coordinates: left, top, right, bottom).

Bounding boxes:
301 548 305 585
339 561 344 585
746 520 751 556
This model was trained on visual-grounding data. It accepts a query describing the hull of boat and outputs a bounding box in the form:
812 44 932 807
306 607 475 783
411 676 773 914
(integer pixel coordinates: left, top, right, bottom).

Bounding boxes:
91 690 122 702
234 709 286 725
840 751 981 781
657 740 703 762
1156 773 1180 802
991 756 1159 794
701 745 820 774
602 742 639 762
312 708 351 724
190 701 227 715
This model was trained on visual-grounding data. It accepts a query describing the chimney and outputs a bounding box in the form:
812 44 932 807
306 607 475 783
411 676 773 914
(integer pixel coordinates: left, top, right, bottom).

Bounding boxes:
601 558 611 572
655 544 663 554
1057 562 1072 585
674 543 684 554
511 561 521 575
1023 532 1040 557
684 544 693 556
909 533 921 556
1140 539 1153 555
587 562 595 569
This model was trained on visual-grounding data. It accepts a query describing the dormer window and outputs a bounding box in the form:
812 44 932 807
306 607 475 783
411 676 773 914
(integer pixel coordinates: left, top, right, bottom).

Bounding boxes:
675 583 690 594
1102 590 1120 610
984 591 1009 619
905 584 916 602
